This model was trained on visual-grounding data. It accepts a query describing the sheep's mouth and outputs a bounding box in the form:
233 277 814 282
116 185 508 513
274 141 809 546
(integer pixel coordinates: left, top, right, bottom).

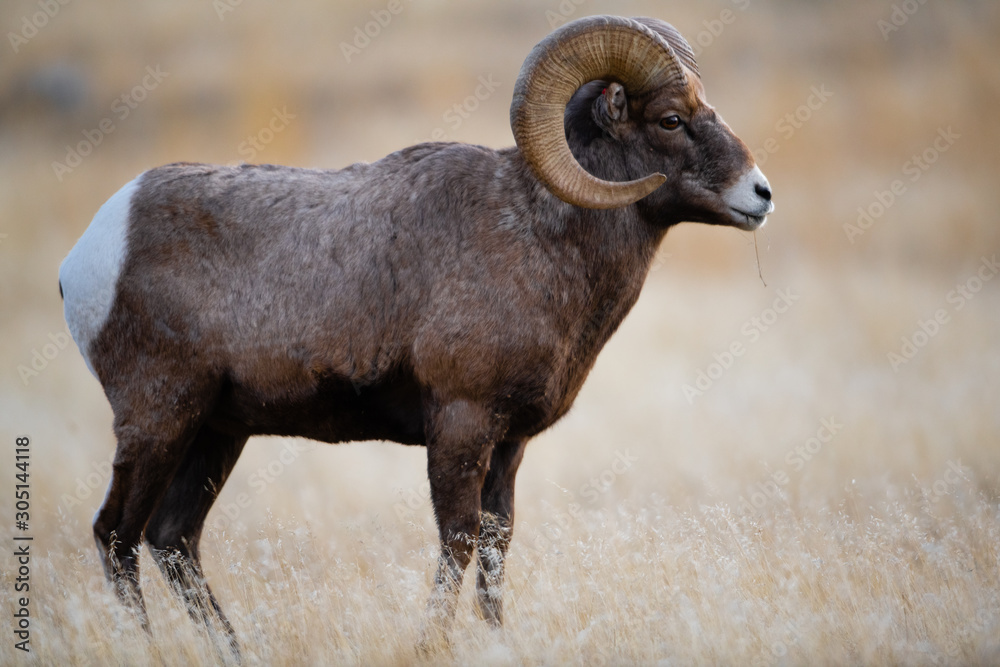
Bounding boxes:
728 207 770 231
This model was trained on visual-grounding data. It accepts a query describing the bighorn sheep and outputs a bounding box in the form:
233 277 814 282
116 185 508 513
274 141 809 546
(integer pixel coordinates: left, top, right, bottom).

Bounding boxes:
59 15 772 649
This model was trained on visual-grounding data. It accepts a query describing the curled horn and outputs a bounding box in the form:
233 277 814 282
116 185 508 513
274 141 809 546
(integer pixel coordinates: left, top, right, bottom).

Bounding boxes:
510 15 687 209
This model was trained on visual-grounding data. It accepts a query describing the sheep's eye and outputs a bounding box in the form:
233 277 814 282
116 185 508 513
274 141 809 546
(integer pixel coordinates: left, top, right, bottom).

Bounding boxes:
660 115 682 131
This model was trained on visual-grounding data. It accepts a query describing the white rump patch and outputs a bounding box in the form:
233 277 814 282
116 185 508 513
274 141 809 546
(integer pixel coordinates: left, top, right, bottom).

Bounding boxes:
59 175 141 377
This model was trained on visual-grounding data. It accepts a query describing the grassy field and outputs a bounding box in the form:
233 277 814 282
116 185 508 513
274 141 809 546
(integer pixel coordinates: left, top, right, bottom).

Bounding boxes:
2 0 999 664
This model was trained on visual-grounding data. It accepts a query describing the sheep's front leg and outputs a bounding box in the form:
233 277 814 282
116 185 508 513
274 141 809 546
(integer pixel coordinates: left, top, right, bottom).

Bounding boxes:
419 399 501 650
476 437 526 626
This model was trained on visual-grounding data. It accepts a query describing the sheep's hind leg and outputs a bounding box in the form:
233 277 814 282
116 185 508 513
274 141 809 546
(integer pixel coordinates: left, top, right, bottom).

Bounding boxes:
145 422 247 657
92 380 215 630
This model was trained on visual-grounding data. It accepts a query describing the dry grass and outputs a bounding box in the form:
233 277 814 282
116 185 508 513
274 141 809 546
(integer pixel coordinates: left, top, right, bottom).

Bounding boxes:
2 0 999 665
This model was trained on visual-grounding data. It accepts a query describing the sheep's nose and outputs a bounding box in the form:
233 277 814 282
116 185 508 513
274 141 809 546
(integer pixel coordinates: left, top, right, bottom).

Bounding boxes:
755 182 771 202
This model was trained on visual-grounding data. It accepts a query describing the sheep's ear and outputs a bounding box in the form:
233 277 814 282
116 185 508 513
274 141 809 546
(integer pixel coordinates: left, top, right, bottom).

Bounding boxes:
592 82 628 137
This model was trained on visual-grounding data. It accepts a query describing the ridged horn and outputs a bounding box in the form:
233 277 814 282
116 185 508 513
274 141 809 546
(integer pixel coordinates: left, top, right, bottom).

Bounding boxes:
510 15 687 209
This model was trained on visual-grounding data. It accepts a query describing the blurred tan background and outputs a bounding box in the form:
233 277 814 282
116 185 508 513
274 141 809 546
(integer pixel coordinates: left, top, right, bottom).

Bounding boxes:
1 2 999 662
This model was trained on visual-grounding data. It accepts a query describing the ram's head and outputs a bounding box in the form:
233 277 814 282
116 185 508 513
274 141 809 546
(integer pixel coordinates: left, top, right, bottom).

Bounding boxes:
511 15 773 230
